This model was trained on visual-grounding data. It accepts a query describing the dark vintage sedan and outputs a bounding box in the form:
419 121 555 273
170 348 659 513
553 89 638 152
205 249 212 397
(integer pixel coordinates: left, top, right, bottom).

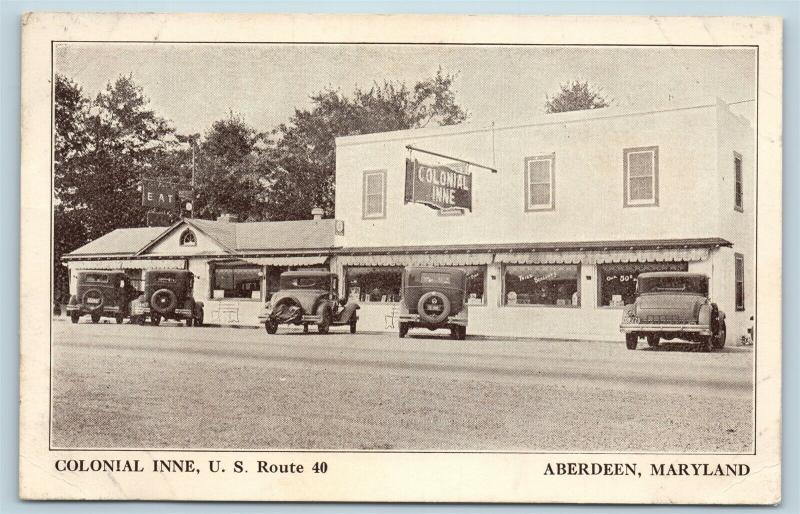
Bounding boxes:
619 272 726 352
66 270 141 324
132 269 204 326
398 267 468 340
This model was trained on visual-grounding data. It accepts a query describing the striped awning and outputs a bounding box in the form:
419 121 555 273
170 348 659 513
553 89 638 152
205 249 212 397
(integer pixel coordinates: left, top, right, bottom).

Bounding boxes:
242 255 329 266
495 247 709 265
67 259 187 270
337 253 493 267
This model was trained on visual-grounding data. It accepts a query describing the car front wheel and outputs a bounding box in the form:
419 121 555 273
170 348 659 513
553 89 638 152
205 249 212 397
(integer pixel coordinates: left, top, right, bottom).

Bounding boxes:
350 319 357 334
70 313 80 324
700 334 714 353
625 334 638 350
646 335 660 347
91 313 101 323
317 308 331 334
265 321 278 334
399 322 409 338
150 314 161 326
713 321 726 349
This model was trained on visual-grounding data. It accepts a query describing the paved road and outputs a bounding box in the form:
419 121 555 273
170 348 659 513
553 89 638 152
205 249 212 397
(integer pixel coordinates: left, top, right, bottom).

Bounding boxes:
51 319 753 452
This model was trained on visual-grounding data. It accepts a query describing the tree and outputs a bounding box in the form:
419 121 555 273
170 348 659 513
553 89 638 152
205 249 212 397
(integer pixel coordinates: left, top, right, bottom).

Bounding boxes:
53 74 176 301
192 112 271 221
58 74 175 237
544 80 610 114
53 75 92 305
265 68 469 220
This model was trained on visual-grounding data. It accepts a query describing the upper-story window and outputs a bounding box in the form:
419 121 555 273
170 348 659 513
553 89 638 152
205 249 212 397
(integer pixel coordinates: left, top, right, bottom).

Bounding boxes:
362 170 387 219
623 146 659 207
734 152 744 212
179 229 197 247
524 154 555 211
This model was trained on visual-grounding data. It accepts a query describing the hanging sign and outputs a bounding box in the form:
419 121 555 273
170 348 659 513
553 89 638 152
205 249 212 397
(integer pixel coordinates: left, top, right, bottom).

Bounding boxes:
141 179 178 208
404 159 472 211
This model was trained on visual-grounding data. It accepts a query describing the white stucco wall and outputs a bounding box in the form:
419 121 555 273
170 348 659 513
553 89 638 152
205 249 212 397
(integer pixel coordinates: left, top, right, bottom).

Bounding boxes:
336 102 721 248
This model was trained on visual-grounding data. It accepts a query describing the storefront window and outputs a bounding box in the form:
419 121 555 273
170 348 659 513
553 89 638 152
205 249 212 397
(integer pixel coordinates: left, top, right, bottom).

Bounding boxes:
503 264 579 306
212 261 262 299
463 266 486 304
597 261 688 307
345 266 402 303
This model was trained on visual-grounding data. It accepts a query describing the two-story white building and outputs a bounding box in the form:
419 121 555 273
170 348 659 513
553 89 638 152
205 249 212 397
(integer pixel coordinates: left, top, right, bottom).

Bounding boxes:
63 97 754 343
333 98 755 342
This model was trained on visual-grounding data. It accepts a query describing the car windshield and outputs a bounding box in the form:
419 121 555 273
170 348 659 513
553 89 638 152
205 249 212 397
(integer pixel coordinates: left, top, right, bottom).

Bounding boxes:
280 276 328 290
638 276 708 295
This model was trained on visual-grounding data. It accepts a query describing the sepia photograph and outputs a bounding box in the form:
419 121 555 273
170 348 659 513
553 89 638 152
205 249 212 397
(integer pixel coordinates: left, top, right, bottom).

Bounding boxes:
18 13 782 503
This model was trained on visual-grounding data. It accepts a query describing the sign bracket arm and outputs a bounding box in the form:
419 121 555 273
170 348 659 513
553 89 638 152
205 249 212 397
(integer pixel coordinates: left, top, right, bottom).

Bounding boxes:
405 145 498 173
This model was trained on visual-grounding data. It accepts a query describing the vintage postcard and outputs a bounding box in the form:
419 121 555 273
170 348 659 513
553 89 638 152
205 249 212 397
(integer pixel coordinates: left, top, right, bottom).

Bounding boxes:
19 13 782 503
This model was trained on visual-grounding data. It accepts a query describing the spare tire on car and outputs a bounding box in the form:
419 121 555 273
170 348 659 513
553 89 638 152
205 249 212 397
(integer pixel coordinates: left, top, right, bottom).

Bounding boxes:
150 288 177 314
82 289 104 311
417 291 451 324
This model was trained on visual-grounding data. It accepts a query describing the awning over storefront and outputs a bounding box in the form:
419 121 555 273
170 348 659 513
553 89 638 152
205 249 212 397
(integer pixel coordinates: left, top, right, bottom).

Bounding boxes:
495 247 710 265
241 255 329 267
66 259 187 270
337 253 493 267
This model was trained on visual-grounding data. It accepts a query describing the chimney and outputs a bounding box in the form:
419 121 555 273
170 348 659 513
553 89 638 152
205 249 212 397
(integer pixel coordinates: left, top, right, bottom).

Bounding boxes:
311 207 324 220
217 213 238 223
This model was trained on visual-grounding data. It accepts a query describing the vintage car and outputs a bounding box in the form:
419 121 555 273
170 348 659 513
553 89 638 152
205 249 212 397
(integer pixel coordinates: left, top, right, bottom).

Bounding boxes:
132 269 204 326
258 271 359 334
66 270 141 324
619 272 726 352
398 267 468 340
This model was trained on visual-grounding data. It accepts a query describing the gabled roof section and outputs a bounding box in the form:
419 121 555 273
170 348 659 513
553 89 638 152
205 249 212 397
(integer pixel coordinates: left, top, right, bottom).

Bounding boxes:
66 227 170 257
235 219 337 251
67 217 340 260
184 218 238 252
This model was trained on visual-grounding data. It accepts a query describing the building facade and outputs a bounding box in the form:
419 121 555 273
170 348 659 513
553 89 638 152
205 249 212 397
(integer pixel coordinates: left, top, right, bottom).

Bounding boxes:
63 98 754 343
64 216 340 326
334 98 755 341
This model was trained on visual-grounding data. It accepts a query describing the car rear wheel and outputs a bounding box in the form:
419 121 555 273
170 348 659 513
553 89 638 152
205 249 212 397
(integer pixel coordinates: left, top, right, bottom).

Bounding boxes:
70 313 80 324
116 313 125 324
265 321 278 334
625 334 638 350
350 319 357 334
185 318 193 327
91 313 101 323
646 335 660 347
399 322 409 338
194 306 204 327
458 326 467 340
150 313 161 326
318 307 331 334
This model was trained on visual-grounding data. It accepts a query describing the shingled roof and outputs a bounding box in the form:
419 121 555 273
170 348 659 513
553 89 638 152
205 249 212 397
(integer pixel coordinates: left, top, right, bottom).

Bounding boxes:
65 218 338 259
66 227 169 257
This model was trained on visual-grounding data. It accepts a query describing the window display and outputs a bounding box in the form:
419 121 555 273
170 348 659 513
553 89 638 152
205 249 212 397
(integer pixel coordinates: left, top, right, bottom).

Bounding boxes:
597 261 688 307
503 264 579 306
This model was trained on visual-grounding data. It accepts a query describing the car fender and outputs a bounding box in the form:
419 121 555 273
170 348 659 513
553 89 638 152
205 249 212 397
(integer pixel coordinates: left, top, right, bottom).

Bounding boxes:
336 302 360 323
68 295 78 306
698 303 713 326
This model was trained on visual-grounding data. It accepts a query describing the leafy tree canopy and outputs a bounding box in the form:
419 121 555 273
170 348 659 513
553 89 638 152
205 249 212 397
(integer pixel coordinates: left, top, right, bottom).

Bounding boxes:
265 68 468 220
545 80 610 114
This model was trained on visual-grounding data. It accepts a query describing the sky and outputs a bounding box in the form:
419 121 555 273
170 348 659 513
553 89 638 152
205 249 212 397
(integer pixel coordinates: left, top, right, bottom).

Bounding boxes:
54 43 757 136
